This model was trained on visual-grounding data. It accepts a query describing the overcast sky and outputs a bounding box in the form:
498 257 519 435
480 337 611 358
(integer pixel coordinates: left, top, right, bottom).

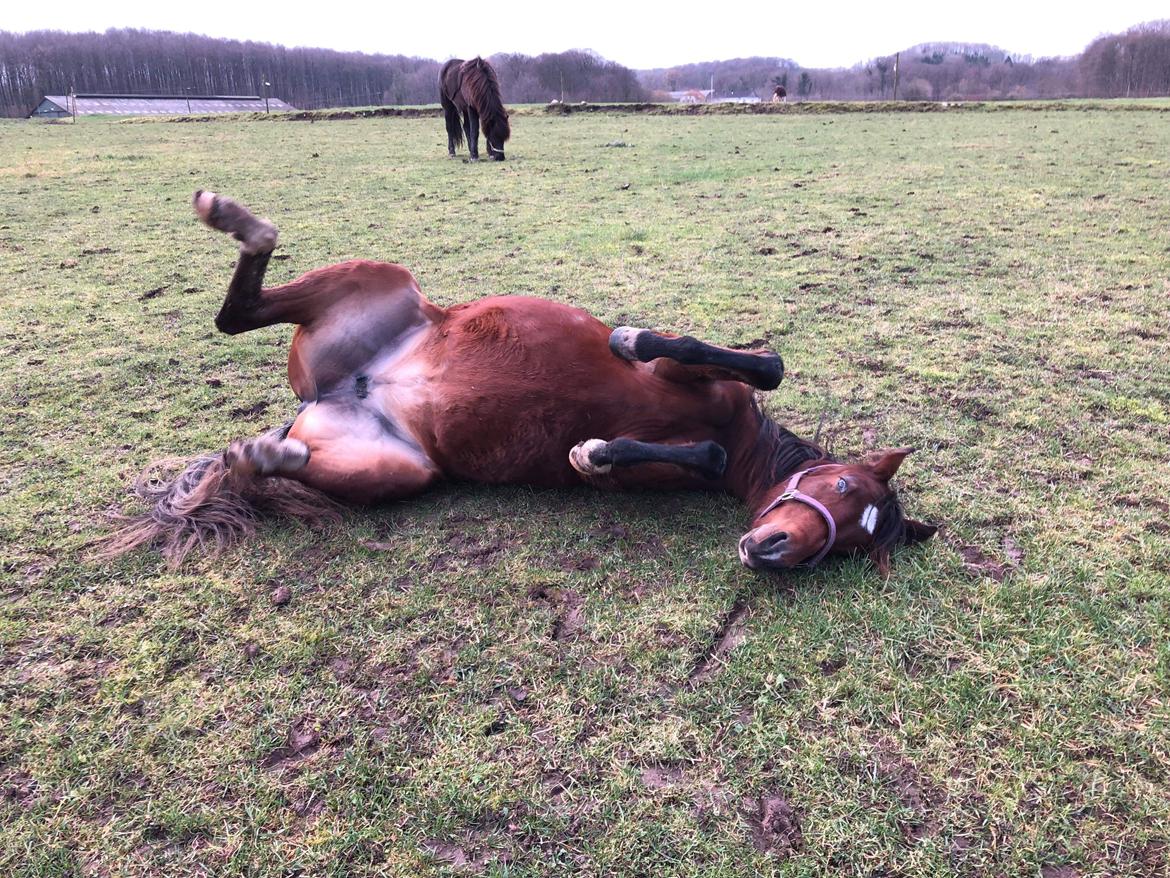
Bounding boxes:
4 1 1166 68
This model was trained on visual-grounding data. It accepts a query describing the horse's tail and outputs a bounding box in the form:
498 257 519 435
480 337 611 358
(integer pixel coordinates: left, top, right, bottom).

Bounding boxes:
462 57 511 146
94 449 343 568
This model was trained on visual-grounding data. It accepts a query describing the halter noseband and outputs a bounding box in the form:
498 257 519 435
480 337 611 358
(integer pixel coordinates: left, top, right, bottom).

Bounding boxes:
754 465 838 568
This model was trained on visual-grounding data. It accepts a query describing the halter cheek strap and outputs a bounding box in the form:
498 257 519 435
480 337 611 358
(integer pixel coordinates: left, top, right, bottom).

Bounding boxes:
754 465 838 568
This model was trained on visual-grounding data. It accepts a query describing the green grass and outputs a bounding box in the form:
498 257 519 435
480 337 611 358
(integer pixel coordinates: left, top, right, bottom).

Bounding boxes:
1 106 1168 877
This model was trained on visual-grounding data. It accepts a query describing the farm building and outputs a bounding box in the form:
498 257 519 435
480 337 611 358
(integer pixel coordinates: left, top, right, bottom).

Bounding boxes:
29 93 295 118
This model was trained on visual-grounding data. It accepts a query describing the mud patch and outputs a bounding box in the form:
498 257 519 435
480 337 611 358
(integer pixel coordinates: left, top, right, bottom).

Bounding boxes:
229 400 270 420
529 586 586 641
2 770 39 807
841 737 946 841
819 656 847 676
421 832 503 873
261 716 321 771
688 598 750 686
953 537 1022 582
745 791 803 857
640 763 687 789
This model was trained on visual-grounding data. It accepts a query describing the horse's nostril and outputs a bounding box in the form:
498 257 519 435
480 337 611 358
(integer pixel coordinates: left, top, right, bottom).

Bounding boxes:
754 532 789 555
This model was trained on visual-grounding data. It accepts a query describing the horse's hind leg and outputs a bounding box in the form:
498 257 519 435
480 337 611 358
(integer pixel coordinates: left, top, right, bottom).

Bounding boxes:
441 95 462 156
609 327 784 390
465 108 480 160
223 424 310 479
570 438 727 481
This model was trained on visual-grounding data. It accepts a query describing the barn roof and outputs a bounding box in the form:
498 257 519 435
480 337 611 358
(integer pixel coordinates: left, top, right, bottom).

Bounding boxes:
33 94 295 116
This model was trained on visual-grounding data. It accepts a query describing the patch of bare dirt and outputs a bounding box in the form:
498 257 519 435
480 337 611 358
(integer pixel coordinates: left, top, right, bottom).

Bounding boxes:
952 536 1023 582
261 716 322 772
529 585 586 641
229 400 269 420
744 791 803 858
819 656 847 676
421 831 507 874
688 598 750 686
2 769 39 807
640 763 687 789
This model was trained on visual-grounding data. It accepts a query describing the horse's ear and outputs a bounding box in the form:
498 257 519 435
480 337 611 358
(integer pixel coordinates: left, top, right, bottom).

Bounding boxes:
868 546 892 578
869 447 915 482
903 519 938 544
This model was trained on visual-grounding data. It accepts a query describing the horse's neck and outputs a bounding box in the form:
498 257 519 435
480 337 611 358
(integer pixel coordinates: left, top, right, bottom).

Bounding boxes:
725 407 825 510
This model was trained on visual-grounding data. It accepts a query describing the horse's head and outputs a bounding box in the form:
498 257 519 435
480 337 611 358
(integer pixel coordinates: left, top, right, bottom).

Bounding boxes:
484 112 510 161
738 448 937 575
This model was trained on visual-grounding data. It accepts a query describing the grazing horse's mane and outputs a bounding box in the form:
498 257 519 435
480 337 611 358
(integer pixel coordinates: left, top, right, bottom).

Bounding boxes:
462 57 510 146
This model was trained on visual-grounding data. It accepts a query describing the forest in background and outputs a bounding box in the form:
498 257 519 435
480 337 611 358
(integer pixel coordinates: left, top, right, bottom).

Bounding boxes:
1 20 1167 118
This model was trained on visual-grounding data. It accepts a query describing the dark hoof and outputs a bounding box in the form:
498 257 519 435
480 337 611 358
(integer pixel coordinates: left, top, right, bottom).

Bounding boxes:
758 353 785 390
697 441 728 480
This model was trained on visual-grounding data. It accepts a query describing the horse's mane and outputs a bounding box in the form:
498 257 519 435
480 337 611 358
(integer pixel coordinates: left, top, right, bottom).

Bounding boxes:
872 489 909 553
746 398 829 488
461 57 511 145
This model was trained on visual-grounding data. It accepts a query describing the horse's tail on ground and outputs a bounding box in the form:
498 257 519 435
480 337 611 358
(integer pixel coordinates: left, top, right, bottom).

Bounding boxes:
462 57 511 145
94 449 343 568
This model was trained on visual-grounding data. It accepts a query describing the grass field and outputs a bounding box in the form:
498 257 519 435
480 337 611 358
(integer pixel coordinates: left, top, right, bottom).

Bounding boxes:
1 105 1168 877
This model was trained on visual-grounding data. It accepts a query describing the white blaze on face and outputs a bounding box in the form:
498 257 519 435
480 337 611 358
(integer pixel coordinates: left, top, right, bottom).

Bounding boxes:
860 504 879 535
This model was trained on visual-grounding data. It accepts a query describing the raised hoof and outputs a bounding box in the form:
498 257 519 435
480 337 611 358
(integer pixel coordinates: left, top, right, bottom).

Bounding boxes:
609 326 644 361
756 352 785 390
192 189 278 255
569 439 613 476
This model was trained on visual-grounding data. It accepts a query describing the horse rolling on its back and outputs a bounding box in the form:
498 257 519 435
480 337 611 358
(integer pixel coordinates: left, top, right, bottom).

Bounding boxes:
100 192 938 573
440 57 510 161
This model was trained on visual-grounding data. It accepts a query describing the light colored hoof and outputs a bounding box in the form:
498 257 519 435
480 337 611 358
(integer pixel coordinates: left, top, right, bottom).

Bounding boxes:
609 326 644 361
569 439 612 476
193 189 218 224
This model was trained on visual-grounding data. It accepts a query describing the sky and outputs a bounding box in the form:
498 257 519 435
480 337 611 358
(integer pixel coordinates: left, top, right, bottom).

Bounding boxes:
3 1 1166 69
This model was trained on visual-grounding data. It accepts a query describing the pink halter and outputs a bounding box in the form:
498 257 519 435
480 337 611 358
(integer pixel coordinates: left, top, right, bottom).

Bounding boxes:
754 465 838 568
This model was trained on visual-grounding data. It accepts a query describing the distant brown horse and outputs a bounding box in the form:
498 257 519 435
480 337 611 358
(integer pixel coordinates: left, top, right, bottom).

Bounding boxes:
440 57 510 161
102 192 937 571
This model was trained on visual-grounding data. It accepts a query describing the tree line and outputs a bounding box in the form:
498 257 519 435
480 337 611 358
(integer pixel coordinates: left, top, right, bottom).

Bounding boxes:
1 20 1166 118
645 21 1169 101
0 30 646 117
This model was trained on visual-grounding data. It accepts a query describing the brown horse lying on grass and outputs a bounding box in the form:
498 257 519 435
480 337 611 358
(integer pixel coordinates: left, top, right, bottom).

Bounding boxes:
102 191 937 571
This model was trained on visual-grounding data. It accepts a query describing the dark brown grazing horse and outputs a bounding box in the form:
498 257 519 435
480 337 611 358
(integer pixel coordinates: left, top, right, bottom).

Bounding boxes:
440 57 510 161
102 192 938 571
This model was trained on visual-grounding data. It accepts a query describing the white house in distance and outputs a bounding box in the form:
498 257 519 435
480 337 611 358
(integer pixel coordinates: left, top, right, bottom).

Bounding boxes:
30 93 295 118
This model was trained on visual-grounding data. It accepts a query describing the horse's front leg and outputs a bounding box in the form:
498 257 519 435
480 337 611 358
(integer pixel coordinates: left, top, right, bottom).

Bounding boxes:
609 327 784 390
193 190 280 334
569 438 727 481
466 108 480 160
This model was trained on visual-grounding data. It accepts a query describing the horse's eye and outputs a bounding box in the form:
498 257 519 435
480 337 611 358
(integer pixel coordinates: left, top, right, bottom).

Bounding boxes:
836 478 847 493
